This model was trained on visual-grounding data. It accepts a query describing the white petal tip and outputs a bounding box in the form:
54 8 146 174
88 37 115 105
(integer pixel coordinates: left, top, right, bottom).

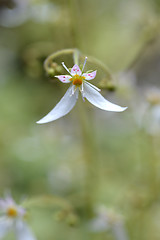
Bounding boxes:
37 118 54 124
103 106 128 112
122 107 128 111
36 120 45 124
84 82 128 113
36 119 50 124
116 106 128 112
36 86 78 124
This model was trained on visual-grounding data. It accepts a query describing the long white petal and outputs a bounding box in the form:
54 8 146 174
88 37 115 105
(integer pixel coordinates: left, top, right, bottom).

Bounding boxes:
54 75 71 83
0 217 12 238
36 86 78 124
15 220 36 240
84 83 127 112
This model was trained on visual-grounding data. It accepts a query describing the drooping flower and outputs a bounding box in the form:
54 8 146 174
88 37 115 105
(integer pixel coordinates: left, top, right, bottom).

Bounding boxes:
0 195 36 240
37 57 127 124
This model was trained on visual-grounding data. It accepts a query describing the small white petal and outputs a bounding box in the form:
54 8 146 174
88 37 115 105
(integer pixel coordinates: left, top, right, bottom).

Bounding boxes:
71 64 82 76
0 217 12 238
18 207 26 217
15 220 36 240
0 199 7 210
5 196 15 206
82 70 97 80
37 86 78 124
55 75 71 83
84 83 127 112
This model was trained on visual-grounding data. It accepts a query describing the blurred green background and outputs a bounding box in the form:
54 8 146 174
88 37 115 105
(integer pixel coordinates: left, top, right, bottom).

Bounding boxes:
1 0 160 239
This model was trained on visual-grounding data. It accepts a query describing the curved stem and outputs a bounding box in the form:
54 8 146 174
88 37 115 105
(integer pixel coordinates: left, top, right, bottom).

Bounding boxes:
86 55 113 81
44 48 81 76
44 48 76 72
73 49 80 65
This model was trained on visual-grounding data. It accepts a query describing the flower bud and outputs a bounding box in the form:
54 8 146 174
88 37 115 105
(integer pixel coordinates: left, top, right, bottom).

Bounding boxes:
66 213 78 227
45 62 63 77
98 78 116 91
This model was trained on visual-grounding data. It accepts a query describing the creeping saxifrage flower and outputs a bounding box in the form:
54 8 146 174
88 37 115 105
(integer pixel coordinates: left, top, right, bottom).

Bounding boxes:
0 195 36 240
37 57 127 124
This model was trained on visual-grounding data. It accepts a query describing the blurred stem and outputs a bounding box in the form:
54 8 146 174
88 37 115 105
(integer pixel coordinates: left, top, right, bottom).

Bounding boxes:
147 134 159 202
140 106 160 203
68 0 81 48
127 37 156 70
112 223 129 240
73 49 80 65
68 0 113 82
134 117 160 239
87 55 113 81
22 195 72 210
126 20 160 70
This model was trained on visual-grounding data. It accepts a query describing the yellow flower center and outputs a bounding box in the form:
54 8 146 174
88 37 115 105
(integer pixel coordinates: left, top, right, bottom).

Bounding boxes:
7 207 18 218
71 75 85 86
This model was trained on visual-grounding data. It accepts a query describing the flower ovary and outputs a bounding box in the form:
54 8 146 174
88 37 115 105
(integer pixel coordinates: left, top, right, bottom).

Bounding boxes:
72 75 85 86
7 207 18 218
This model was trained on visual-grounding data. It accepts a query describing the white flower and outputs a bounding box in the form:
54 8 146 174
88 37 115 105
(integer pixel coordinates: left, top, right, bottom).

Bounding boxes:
0 195 36 240
88 206 129 240
37 57 127 124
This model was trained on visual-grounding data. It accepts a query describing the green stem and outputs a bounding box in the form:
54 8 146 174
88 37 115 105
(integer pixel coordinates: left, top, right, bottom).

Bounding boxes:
147 134 159 202
73 51 97 218
140 105 160 203
73 49 80 65
87 55 113 81
77 99 98 218
126 20 160 70
68 0 81 48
